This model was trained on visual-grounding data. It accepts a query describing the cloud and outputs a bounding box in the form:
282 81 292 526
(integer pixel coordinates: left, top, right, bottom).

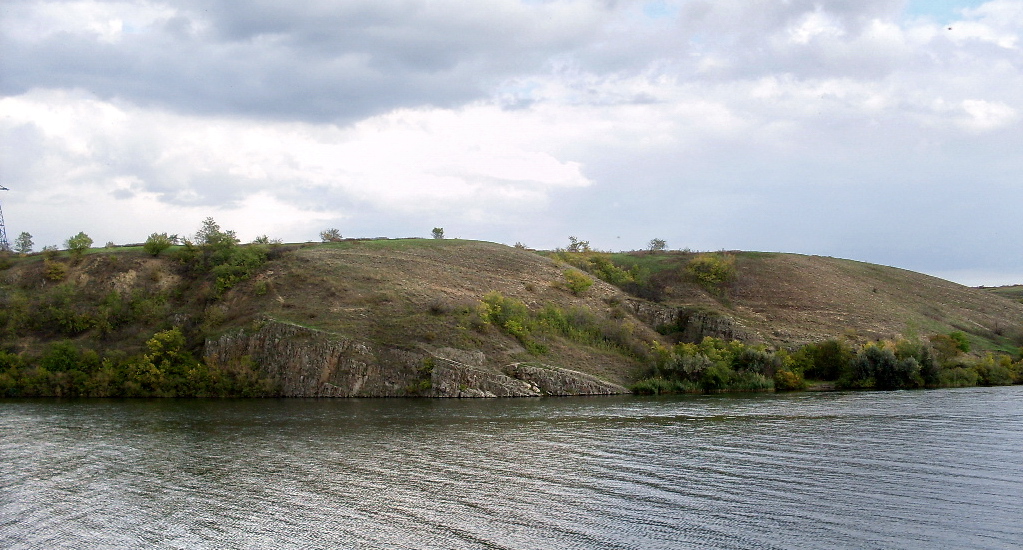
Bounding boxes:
2 0 1022 284
0 89 592 245
1 0 615 122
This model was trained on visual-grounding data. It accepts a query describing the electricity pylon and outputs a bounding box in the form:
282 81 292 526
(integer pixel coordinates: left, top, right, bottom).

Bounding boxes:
0 186 9 251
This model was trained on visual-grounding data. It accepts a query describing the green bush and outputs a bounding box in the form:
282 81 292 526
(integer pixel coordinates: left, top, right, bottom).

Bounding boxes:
320 228 343 242
143 233 175 256
773 369 806 391
563 270 593 295
686 253 736 294
631 377 698 395
65 231 93 260
799 339 854 380
699 363 733 392
730 371 773 391
841 345 921 390
43 259 68 282
938 365 979 387
974 354 1015 386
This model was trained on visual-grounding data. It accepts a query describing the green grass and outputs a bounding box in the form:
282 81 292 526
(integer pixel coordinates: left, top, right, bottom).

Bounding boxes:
984 285 1023 303
607 251 684 275
320 238 481 252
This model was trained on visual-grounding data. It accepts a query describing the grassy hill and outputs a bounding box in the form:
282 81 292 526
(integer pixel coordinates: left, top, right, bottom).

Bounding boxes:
983 284 1023 305
1 239 1021 397
608 250 1023 353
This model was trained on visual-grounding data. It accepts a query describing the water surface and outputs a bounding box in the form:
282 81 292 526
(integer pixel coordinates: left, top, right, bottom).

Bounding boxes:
2 387 1022 549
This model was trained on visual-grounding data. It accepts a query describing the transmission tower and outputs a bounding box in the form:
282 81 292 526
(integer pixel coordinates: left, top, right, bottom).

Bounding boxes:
0 186 9 251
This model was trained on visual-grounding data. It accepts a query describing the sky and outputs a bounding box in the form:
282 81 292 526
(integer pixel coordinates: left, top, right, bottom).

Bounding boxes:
1 0 1020 286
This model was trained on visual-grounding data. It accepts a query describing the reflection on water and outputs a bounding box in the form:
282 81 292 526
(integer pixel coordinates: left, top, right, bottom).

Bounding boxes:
2 387 1022 549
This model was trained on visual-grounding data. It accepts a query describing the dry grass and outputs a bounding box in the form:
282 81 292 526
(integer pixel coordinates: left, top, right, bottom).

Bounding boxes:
644 251 1023 351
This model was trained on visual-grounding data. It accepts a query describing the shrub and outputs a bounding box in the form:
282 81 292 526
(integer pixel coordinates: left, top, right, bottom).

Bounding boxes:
801 339 854 380
432 227 444 239
563 270 593 295
938 366 979 387
930 333 968 364
686 253 736 294
974 354 1015 386
842 345 921 390
648 238 666 252
143 233 175 256
773 369 806 391
733 347 781 376
948 331 971 353
43 259 68 282
730 371 773 391
699 363 733 392
211 245 267 295
195 218 238 265
565 236 590 253
65 232 93 260
320 228 343 242
631 377 698 395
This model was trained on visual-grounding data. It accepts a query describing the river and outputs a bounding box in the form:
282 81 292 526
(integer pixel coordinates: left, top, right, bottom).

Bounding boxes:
2 386 1021 549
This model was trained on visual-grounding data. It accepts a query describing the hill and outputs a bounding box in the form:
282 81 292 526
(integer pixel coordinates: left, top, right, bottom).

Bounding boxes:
1 240 1021 397
608 251 1023 353
983 284 1023 305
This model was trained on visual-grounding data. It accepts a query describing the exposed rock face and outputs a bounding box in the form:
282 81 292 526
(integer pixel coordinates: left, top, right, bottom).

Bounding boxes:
205 320 630 398
204 321 415 397
625 300 755 342
501 363 628 396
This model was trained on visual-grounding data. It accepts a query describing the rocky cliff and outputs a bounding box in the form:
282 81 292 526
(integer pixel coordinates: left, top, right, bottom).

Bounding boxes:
205 320 629 397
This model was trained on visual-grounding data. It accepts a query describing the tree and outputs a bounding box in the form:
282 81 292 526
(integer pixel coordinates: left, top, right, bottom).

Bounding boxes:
320 228 343 242
14 232 33 254
431 227 444 239
196 217 237 248
648 238 666 252
144 233 174 256
566 236 590 253
65 231 93 260
252 235 281 245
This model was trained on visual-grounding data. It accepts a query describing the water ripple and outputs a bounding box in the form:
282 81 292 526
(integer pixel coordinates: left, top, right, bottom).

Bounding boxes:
2 387 1022 549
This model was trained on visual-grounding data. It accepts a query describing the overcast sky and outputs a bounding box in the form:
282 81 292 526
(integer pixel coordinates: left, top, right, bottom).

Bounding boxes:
1 0 1020 285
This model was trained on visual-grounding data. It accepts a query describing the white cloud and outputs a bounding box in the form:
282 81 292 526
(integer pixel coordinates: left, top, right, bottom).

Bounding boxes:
788 9 846 45
0 89 593 243
959 99 1019 131
2 0 1022 283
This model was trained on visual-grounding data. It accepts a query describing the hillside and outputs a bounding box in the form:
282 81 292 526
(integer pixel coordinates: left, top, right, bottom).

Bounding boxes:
609 251 1023 353
1 240 1021 397
983 284 1023 305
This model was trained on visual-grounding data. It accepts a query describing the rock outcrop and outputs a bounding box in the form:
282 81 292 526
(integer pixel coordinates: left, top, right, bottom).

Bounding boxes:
205 320 629 397
625 300 755 342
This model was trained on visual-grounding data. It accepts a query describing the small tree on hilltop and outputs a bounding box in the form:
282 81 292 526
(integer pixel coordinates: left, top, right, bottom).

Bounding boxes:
320 228 343 242
196 217 237 248
252 234 282 245
432 227 444 239
144 233 175 256
648 238 666 253
566 236 591 253
65 231 93 261
192 217 239 268
14 232 33 255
